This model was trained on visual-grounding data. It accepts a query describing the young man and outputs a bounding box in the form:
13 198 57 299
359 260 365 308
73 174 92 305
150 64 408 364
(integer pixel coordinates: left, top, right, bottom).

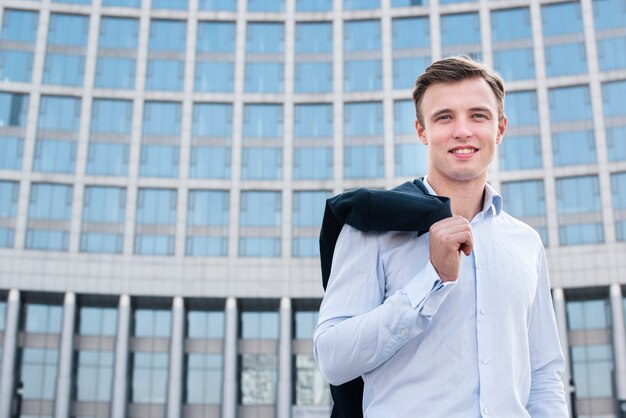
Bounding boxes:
314 57 568 417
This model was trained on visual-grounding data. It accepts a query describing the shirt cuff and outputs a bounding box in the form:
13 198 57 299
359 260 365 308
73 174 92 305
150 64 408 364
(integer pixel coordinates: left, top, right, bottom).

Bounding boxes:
402 261 456 315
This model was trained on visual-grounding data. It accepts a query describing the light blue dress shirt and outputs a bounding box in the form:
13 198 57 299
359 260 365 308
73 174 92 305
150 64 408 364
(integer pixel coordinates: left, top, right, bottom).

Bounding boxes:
314 180 568 417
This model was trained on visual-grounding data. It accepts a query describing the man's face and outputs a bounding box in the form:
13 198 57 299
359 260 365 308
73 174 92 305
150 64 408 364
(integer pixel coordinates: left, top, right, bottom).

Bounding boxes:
415 77 507 185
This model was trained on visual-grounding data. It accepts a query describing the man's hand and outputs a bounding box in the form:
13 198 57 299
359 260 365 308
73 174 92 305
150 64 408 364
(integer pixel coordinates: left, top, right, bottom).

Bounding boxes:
429 215 473 282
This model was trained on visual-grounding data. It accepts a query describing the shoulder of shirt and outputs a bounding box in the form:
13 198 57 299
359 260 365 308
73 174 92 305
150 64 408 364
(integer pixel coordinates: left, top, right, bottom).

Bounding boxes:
496 210 544 245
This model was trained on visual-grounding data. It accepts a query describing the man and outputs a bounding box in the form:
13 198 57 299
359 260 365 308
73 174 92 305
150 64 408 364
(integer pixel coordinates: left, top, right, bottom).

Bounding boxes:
313 57 568 417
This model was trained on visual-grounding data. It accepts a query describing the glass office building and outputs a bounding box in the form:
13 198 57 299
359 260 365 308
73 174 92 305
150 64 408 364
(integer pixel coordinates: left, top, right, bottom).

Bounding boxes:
0 0 625 417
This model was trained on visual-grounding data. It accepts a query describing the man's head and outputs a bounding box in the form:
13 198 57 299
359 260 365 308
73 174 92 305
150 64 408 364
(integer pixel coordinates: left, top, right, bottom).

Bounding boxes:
412 56 505 127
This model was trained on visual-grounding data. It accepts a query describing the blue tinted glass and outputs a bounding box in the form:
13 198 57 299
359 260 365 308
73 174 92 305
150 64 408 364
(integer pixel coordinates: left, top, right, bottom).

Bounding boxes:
295 311 319 339
392 17 430 49
544 43 587 77
294 104 333 138
556 176 602 214
241 312 279 339
243 104 283 138
491 8 532 41
296 23 332 53
505 91 539 127
293 148 332 180
33 139 76 173
501 180 546 217
187 311 225 339
248 0 284 11
295 62 332 93
103 0 141 6
571 344 614 397
76 350 115 401
493 49 535 81
136 189 177 224
567 299 611 330
187 190 229 226
80 233 122 254
246 23 284 53
607 127 626 162
193 103 232 137
83 186 126 223
296 0 333 11
612 172 626 209
344 145 384 179
344 0 379 9
393 57 430 89
28 183 73 220
95 57 136 89
542 2 584 36
25 304 61 333
87 143 129 176
26 229 69 251
92 99 133 134
143 102 181 136
395 143 427 177
344 20 381 51
0 181 18 219
245 62 284 93
38 96 81 131
139 145 179 178
553 131 596 166
199 0 237 10
549 86 591 123
135 309 172 337
190 147 231 179
146 59 184 91
240 191 281 227
441 13 480 46
195 61 234 92
0 137 23 170
0 92 28 127
134 235 174 255
344 60 381 92
293 237 319 257
21 347 59 399
593 0 626 29
2 9 39 42
43 53 85 86
597 37 626 71
0 51 34 82
197 22 235 53
48 14 89 46
602 80 626 117
499 136 542 170
241 148 282 180
394 100 415 135
344 102 383 137
559 223 604 245
99 17 139 49
131 352 169 402
149 20 186 51
187 236 227 256
152 0 188 9
54 0 91 3
239 237 280 257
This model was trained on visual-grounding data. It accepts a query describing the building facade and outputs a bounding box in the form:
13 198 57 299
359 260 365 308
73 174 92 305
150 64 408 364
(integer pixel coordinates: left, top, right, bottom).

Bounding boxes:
0 0 625 417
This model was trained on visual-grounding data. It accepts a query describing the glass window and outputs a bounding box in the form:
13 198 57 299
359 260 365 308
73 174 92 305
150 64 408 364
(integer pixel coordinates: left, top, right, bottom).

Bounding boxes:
21 348 59 400
0 181 18 248
344 0 379 9
79 306 118 336
571 344 615 398
602 80 626 162
493 48 535 81
26 183 73 251
294 104 333 138
190 103 232 175
394 100 426 177
501 180 548 244
598 37 626 71
186 354 223 404
243 104 283 138
187 310 225 339
556 176 603 245
103 0 141 6
240 354 277 405
186 190 229 256
190 149 231 179
95 17 138 89
239 191 281 257
296 22 332 53
296 0 332 11
611 172 626 241
98 17 139 49
593 0 626 30
293 191 331 257
134 189 177 256
248 0 284 11
441 13 481 58
246 23 284 54
80 186 126 254
344 102 383 138
75 350 114 401
199 0 237 10
542 2 584 36
44 14 88 86
344 20 380 52
295 62 333 93
38 95 81 132
131 352 169 403
344 60 382 92
241 311 279 339
245 62 284 93
567 298 611 330
294 148 333 180
542 2 587 77
491 8 532 41
88 99 132 177
135 308 172 338
344 145 384 179
1 9 38 42
0 301 6 331
0 92 28 171
392 17 430 50
195 22 235 92
393 56 430 90
0 11 37 82
197 21 235 52
294 104 333 180
25 303 63 334
143 101 181 136
152 0 188 9
149 19 187 51
95 57 136 89
0 50 34 83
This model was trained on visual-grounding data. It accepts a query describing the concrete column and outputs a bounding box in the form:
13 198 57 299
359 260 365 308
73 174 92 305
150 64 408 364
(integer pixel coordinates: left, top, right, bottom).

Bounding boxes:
167 296 185 418
0 289 20 418
54 292 76 418
222 297 238 418
111 294 131 418
610 284 626 402
552 288 573 417
277 297 292 418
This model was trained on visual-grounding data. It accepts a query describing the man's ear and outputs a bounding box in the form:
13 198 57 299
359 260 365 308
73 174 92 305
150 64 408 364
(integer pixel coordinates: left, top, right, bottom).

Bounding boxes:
415 119 427 145
496 115 507 145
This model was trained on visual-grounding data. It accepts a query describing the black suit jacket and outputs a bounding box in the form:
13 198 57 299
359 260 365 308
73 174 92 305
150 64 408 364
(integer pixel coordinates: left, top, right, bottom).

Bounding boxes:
318 179 452 418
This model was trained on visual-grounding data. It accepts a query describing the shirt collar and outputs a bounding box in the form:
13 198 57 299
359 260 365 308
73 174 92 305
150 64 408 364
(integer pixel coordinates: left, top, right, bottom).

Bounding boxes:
422 176 503 218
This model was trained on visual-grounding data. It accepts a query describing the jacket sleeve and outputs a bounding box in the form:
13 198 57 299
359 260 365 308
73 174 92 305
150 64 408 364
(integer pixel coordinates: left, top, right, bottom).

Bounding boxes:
525 246 569 417
313 224 454 386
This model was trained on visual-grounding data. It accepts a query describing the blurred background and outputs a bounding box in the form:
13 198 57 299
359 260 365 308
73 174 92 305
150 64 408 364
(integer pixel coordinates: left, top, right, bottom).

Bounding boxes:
0 0 625 417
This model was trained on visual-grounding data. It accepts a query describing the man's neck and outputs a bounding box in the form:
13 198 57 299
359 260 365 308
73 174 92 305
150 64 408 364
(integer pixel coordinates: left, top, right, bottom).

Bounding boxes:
426 175 486 221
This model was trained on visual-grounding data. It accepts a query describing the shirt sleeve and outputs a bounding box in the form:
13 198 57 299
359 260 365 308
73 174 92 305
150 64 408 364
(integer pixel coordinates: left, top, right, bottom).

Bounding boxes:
525 245 569 417
313 224 455 386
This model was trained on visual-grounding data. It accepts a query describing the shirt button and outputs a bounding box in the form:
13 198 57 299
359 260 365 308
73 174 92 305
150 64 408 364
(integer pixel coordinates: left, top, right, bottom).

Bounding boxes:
399 328 407 336
482 406 489 415
480 308 487 315
482 357 489 364
476 262 482 269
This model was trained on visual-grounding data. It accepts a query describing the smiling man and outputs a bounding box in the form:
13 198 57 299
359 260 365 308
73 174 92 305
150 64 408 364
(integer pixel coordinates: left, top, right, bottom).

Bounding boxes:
314 57 569 417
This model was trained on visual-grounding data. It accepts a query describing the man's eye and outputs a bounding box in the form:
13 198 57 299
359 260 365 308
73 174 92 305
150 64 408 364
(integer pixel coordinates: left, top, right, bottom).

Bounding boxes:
473 113 488 119
435 115 451 121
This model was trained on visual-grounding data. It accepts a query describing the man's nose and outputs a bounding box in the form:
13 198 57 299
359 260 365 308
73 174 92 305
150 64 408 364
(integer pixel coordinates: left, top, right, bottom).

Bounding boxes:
452 119 472 139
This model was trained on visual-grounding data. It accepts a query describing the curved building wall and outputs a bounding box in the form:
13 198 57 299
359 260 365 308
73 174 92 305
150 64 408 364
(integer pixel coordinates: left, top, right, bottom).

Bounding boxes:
0 0 625 417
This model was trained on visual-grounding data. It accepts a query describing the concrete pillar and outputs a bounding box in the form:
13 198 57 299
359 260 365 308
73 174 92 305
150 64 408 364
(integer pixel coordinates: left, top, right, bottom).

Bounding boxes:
167 296 185 418
277 297 292 418
610 284 626 402
54 292 76 418
222 297 238 418
0 289 20 418
111 294 131 418
552 287 573 417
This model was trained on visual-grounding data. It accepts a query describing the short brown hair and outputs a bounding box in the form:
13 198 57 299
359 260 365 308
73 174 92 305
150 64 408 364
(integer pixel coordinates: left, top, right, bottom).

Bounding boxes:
412 56 505 126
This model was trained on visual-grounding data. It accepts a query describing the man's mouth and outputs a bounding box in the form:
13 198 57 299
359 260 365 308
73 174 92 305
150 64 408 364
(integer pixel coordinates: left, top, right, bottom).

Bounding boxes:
450 147 478 155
